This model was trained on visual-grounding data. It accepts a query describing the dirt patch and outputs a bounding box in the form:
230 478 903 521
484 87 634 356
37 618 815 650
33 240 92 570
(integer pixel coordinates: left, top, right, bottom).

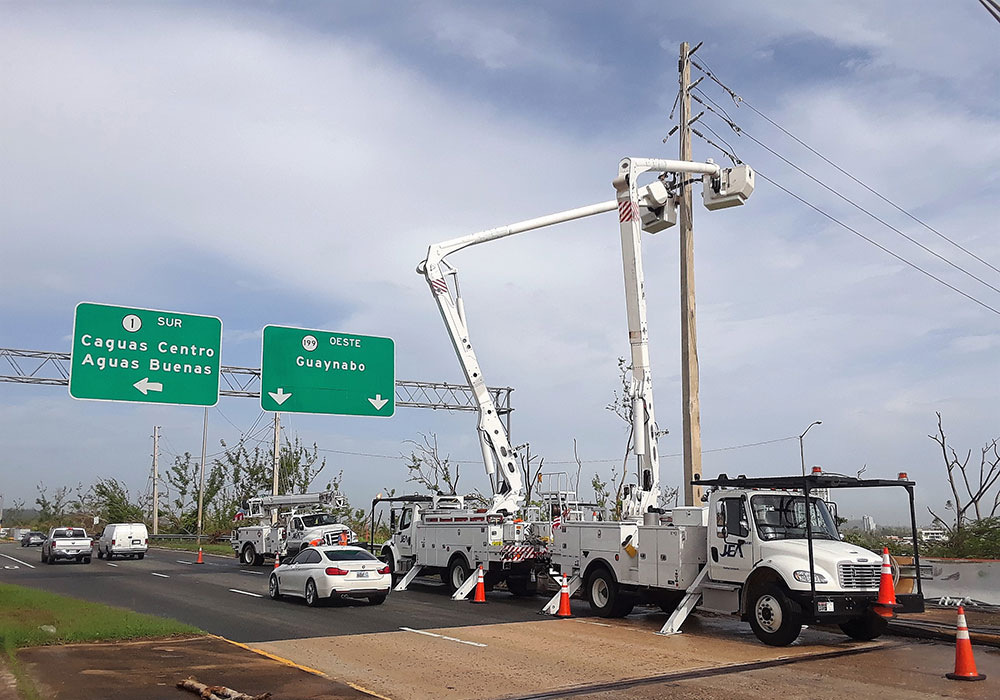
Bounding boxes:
17 635 377 700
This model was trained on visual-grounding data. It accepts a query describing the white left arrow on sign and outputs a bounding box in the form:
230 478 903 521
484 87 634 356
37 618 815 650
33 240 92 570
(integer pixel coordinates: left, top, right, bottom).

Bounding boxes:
268 388 292 405
134 378 163 395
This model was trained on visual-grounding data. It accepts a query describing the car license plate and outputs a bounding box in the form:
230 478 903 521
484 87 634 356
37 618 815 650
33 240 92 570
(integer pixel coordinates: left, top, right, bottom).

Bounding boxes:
356 571 369 578
132 540 142 545
817 600 834 613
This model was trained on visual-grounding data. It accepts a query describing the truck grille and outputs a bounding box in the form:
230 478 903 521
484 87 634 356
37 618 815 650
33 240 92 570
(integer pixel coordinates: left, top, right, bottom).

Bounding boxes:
838 562 880 589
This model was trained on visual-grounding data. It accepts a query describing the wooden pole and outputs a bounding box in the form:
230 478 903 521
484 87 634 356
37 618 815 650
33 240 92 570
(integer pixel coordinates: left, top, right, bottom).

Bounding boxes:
152 426 159 535
679 42 704 506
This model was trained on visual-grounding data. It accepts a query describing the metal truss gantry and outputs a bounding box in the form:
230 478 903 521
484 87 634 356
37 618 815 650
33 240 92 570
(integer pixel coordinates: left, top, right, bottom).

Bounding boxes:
0 348 514 417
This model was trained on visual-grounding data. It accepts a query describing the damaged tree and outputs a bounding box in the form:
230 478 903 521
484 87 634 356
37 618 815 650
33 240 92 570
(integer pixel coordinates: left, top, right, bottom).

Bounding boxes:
177 678 271 700
928 412 1000 535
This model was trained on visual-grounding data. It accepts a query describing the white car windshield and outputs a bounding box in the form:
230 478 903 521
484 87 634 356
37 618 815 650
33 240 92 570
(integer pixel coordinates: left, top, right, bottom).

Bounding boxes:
750 495 840 541
299 514 340 528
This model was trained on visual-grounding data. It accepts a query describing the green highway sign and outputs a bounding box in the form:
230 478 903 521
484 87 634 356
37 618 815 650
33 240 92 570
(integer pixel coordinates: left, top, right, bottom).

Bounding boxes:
69 302 222 407
260 325 395 417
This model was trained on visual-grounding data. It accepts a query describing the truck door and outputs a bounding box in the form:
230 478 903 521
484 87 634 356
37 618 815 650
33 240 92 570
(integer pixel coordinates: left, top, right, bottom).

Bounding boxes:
395 506 416 559
708 495 754 583
287 516 305 553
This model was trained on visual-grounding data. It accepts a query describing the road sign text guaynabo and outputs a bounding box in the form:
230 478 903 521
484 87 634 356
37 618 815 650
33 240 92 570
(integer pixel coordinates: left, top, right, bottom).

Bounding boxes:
260 325 395 417
69 303 222 407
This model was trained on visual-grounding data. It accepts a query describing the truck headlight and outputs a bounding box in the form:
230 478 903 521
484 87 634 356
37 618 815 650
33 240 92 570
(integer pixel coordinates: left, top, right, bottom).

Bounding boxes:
793 570 828 584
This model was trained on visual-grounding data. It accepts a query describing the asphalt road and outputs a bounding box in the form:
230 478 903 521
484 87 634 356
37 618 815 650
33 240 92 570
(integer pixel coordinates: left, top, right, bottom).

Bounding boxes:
0 541 550 643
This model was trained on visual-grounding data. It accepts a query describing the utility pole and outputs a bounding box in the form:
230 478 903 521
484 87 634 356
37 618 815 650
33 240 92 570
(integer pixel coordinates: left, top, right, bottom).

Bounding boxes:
679 41 704 507
271 412 280 525
152 426 160 535
196 408 208 548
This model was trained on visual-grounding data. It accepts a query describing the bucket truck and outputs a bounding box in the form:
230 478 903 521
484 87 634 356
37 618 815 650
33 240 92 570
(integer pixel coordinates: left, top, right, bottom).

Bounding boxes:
231 491 355 566
381 157 716 597
543 157 925 646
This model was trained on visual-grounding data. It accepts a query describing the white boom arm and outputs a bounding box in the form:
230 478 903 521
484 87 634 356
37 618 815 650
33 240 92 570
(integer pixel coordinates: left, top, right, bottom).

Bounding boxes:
244 490 345 519
418 157 724 517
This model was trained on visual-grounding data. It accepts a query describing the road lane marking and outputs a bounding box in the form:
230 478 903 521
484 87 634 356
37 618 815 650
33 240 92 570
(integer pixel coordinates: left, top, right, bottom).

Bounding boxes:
0 553 36 569
399 627 487 647
151 572 170 578
176 560 193 565
229 588 263 598
570 619 612 628
106 562 119 567
239 570 264 575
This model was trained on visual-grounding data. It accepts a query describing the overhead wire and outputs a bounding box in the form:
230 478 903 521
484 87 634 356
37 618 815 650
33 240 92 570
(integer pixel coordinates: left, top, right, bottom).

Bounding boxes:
978 0 1000 25
690 88 1000 299
691 58 1000 278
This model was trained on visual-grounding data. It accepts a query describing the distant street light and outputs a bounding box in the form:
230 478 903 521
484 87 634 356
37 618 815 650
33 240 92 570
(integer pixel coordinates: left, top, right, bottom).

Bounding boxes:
798 421 822 476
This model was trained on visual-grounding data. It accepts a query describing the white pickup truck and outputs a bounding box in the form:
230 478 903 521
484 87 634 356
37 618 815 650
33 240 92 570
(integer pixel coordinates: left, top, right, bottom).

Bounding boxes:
41 527 93 564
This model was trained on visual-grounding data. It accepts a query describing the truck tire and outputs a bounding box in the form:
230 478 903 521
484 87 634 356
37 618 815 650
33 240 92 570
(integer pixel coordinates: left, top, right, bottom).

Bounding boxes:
446 556 471 593
40 550 47 564
839 612 888 641
241 544 258 566
97 549 103 559
305 579 321 607
107 550 114 561
138 553 145 560
747 584 802 646
586 567 635 618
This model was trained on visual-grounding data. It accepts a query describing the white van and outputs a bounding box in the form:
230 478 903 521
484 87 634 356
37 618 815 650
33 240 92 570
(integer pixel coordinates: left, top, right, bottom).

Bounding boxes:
97 523 148 560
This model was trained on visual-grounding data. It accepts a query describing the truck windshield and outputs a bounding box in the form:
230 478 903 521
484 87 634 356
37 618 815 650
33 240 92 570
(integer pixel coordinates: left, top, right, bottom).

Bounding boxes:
299 514 339 528
750 495 839 541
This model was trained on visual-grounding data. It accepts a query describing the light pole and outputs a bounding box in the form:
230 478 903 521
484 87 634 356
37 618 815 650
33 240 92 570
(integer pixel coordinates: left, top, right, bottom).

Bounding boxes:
798 420 822 476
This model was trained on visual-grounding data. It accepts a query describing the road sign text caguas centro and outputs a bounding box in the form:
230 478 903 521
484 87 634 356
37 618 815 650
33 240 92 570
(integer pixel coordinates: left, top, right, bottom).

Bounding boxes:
69 302 222 407
260 325 395 417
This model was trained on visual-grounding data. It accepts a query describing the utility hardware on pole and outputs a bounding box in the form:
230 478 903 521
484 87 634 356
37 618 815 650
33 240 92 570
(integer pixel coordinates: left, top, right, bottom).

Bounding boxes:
678 41 704 507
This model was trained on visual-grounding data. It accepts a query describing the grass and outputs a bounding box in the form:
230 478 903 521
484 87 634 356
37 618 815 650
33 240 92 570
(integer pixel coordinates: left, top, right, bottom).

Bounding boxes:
0 582 200 699
150 539 235 556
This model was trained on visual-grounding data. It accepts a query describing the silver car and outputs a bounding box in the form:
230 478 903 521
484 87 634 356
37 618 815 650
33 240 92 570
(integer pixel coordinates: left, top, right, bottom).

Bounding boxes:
268 546 390 607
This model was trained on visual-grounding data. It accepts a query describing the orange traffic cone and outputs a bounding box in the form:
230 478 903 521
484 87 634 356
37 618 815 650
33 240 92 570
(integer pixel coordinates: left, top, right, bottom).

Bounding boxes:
472 566 486 604
556 574 572 618
873 547 899 618
195 547 204 565
946 606 986 681
273 553 281 569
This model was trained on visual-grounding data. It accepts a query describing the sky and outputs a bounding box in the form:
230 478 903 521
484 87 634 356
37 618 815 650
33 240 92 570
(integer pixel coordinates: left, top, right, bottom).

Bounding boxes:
1 1 998 526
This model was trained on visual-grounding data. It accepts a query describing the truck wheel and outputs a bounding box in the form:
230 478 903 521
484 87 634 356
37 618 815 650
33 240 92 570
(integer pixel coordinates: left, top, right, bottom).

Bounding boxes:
446 556 471 593
748 584 802 646
106 551 114 562
268 574 281 600
97 549 103 559
586 567 634 618
41 550 48 564
839 612 888 641
83 557 91 564
138 553 145 560
305 579 321 607
241 544 258 566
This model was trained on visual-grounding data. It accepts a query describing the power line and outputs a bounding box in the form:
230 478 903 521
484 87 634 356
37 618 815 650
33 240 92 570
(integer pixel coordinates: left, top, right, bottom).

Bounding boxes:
690 57 1000 278
979 0 1000 25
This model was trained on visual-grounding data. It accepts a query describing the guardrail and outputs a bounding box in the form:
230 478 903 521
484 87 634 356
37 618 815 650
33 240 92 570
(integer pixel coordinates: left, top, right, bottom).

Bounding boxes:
149 533 233 543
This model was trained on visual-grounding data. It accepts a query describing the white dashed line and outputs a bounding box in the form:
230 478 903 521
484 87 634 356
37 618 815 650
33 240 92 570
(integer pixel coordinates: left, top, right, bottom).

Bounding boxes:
106 563 119 568
399 627 487 647
229 588 262 598
176 560 193 565
0 553 36 569
570 619 612 628
151 572 170 578
239 570 264 575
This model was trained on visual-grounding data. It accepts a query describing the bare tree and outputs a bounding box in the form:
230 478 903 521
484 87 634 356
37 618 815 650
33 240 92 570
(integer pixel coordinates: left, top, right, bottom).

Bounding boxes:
515 442 545 505
928 412 1000 534
403 433 460 495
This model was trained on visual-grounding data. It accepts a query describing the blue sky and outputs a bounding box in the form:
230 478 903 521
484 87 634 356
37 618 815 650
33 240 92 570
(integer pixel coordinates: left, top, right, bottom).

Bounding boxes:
2 1 998 525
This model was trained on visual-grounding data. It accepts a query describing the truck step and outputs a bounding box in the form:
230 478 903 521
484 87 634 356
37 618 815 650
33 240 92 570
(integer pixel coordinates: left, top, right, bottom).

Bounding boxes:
656 566 709 636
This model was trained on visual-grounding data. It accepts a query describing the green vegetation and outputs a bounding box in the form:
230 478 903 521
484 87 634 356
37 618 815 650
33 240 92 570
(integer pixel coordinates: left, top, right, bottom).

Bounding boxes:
0 582 199 700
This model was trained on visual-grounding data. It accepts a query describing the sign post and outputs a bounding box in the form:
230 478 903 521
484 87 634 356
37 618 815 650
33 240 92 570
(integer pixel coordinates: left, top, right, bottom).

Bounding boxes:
260 325 394 417
69 302 222 407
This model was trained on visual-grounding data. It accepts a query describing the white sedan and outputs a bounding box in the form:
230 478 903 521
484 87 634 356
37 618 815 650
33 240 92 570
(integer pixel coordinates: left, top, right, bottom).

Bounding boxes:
268 546 391 607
